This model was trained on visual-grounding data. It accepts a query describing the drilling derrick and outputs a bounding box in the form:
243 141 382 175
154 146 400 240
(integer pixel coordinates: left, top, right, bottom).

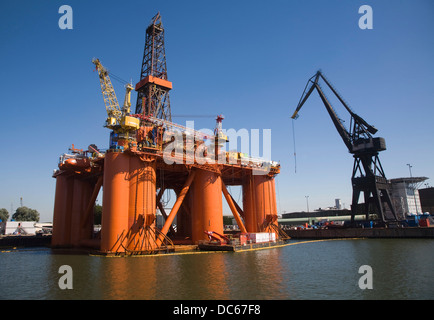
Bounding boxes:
135 12 172 120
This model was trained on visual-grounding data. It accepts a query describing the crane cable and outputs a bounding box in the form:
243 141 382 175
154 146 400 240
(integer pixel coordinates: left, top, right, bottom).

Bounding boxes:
292 118 297 174
109 71 130 85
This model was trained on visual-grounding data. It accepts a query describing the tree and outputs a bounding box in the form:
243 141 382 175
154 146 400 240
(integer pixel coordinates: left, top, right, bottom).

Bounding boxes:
0 208 9 222
94 204 102 225
223 215 234 225
12 206 39 222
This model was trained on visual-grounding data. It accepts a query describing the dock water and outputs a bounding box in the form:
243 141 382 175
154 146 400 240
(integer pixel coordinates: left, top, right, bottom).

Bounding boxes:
285 226 434 239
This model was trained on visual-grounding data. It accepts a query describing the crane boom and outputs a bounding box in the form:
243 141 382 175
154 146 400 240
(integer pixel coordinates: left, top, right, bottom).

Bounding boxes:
92 58 140 133
92 58 122 128
122 83 134 114
292 70 383 155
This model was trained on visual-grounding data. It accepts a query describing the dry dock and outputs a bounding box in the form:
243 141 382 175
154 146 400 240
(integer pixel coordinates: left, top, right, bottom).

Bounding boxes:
285 227 434 239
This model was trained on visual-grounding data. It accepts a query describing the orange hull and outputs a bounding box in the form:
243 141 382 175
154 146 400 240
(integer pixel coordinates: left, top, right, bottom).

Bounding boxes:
101 151 130 253
52 150 280 254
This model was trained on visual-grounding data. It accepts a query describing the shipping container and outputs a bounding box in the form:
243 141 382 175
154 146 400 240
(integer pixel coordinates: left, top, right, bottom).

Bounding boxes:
239 234 247 245
247 232 275 243
419 218 430 227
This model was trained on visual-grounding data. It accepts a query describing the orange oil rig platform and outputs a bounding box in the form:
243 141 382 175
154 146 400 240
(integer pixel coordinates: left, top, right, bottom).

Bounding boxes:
52 138 281 255
51 13 282 255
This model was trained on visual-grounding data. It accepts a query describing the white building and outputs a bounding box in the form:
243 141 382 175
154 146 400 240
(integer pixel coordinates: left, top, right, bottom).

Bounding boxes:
0 221 36 235
389 177 428 218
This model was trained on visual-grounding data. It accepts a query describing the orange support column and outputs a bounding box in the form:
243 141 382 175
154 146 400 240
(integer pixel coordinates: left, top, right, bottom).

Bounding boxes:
69 178 93 247
191 169 224 243
268 177 279 234
52 174 74 247
190 173 204 242
63 177 75 246
128 156 141 250
202 170 224 239
70 178 84 247
252 175 279 233
254 175 269 231
269 177 278 217
242 173 258 232
78 180 93 244
101 151 130 253
242 173 278 233
128 155 157 252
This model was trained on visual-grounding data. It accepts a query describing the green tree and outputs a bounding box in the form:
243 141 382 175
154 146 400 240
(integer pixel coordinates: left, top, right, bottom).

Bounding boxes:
12 206 40 222
0 208 9 222
94 204 102 225
223 215 234 225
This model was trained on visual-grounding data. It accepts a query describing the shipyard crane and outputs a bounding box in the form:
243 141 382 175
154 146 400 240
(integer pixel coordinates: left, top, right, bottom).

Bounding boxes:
92 58 140 134
291 70 398 224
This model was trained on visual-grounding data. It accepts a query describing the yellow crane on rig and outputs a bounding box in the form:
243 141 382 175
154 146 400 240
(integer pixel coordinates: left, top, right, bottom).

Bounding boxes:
92 58 140 135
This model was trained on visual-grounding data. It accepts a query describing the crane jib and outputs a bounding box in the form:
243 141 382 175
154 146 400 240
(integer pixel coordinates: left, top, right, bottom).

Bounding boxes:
290 70 381 154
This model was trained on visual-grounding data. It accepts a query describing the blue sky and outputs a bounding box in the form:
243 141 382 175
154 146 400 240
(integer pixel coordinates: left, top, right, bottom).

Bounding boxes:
0 0 433 221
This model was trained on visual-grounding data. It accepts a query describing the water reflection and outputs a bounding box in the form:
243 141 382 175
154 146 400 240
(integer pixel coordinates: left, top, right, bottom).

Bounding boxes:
223 249 290 299
1 239 433 300
170 254 230 299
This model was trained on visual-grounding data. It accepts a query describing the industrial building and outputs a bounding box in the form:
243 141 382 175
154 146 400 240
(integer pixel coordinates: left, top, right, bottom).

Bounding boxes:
278 200 360 227
419 187 434 214
279 177 432 228
0 221 36 235
389 177 428 218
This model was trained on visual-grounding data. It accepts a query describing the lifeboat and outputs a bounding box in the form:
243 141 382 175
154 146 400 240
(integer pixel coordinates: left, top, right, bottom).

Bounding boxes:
59 155 91 170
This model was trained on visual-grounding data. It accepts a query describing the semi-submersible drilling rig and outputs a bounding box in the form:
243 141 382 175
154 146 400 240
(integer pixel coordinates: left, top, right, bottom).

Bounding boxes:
51 13 282 255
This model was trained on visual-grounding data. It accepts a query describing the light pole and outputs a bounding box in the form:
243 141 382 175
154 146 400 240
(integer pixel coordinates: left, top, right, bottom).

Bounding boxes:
305 195 309 213
407 163 413 177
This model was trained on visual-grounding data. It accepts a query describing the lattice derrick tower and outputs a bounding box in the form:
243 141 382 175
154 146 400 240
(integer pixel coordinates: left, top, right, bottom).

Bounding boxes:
135 12 172 121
